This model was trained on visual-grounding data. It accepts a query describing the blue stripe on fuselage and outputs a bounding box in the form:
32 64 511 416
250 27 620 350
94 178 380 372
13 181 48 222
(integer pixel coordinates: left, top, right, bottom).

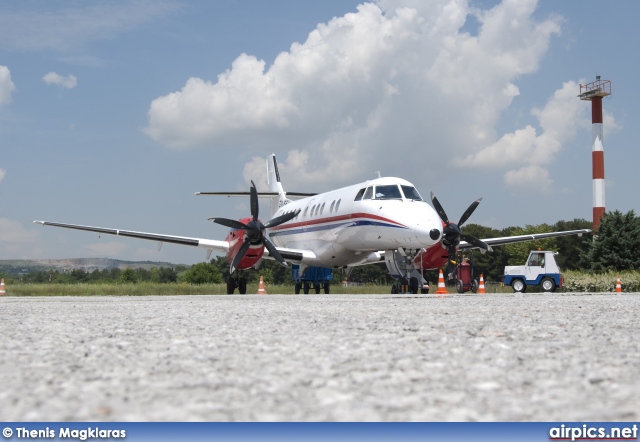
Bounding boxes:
268 219 408 238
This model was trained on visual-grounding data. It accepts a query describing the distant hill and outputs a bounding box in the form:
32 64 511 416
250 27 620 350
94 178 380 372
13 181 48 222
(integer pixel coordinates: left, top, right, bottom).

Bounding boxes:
0 258 182 275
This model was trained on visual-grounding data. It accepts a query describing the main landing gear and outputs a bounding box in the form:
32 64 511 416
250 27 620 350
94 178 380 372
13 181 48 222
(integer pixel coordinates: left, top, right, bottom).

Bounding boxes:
226 274 247 294
390 276 429 294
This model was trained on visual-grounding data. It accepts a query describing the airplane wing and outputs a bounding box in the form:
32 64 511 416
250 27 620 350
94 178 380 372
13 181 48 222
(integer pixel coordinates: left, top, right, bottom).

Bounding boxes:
458 229 591 250
33 221 229 253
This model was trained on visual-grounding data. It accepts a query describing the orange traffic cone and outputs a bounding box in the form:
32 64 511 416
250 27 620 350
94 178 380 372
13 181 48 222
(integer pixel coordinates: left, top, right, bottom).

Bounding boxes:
434 269 449 296
0 278 5 295
257 276 268 295
477 274 486 294
615 276 622 293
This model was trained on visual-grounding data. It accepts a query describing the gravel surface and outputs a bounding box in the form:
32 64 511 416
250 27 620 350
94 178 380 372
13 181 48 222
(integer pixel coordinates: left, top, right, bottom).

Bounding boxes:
1 293 638 421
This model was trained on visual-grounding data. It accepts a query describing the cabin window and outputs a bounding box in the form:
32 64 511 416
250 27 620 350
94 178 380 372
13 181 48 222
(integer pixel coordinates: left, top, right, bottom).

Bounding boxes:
303 207 309 217
363 187 373 200
320 203 325 215
354 188 366 201
311 205 316 217
528 252 545 267
335 199 341 212
330 200 335 213
374 185 402 200
401 185 423 201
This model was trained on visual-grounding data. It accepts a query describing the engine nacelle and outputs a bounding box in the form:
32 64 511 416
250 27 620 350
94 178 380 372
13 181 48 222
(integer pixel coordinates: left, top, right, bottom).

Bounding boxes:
224 217 266 271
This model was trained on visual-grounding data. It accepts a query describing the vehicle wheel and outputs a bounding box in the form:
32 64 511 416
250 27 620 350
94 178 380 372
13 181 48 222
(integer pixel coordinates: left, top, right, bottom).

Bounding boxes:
314 283 321 294
323 282 330 294
511 279 526 293
294 282 301 294
541 277 556 293
409 277 419 294
455 279 464 294
303 281 310 295
226 278 236 295
471 279 479 294
238 277 247 294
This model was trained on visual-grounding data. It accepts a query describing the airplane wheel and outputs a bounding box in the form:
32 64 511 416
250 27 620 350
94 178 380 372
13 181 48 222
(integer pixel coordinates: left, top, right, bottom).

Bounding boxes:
456 279 464 294
409 277 419 294
511 279 526 293
541 277 556 292
294 282 301 294
314 283 321 294
391 284 398 294
226 278 236 295
303 282 310 294
238 277 247 294
471 279 479 294
323 282 330 294
421 288 429 294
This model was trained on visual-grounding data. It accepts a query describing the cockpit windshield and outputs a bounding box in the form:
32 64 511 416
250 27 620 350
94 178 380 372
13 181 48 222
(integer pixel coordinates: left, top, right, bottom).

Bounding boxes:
374 185 402 200
401 185 423 201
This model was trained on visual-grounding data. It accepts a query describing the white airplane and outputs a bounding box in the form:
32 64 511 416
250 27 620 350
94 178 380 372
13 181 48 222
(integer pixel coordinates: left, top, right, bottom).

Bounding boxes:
35 154 590 294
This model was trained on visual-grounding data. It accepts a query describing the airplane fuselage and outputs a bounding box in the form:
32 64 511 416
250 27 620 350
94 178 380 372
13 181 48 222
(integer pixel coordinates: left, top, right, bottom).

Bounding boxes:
266 177 443 267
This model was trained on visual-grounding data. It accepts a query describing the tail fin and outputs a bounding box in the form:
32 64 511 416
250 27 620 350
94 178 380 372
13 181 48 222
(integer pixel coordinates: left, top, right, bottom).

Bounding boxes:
267 154 290 216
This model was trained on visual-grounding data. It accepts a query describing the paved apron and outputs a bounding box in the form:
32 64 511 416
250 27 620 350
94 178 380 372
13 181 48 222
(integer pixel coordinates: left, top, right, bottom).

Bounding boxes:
1 294 638 421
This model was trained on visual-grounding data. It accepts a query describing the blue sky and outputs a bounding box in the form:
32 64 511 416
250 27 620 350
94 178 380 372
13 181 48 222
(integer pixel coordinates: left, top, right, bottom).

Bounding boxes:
1 0 638 265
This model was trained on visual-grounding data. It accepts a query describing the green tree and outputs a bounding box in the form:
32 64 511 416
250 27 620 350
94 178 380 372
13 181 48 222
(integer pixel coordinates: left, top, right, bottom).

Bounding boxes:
184 261 222 284
157 267 177 283
461 223 510 282
581 210 640 272
119 268 138 284
552 219 592 270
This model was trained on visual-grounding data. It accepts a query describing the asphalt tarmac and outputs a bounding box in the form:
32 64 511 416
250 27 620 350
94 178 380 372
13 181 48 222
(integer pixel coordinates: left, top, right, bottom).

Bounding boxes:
1 293 638 421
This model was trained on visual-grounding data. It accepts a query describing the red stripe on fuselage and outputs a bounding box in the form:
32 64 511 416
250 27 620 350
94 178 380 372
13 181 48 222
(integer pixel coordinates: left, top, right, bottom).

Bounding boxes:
267 212 407 231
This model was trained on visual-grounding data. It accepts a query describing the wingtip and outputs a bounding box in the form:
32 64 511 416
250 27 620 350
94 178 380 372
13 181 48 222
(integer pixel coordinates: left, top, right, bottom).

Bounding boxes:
33 220 44 225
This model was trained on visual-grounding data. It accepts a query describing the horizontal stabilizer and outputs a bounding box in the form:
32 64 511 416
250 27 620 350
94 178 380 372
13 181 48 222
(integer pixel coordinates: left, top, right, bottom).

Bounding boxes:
195 191 316 198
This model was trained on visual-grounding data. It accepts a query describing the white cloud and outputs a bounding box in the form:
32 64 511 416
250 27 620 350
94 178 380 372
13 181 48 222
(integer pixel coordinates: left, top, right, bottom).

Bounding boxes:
0 65 16 105
504 165 553 193
145 0 564 189
458 80 620 192
43 72 77 89
459 81 588 168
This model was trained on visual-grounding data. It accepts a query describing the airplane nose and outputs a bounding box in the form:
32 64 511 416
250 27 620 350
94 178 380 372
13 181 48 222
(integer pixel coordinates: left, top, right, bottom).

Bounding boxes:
414 223 442 246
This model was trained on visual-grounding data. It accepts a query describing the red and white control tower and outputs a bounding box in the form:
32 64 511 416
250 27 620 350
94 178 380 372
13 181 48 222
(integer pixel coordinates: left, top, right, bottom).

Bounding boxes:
579 76 611 231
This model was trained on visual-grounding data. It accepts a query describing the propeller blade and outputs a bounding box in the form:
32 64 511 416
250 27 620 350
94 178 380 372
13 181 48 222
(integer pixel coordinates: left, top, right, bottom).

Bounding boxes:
458 197 482 227
263 237 288 267
250 180 259 222
209 217 250 230
263 209 300 229
460 234 493 252
430 192 449 224
230 237 252 274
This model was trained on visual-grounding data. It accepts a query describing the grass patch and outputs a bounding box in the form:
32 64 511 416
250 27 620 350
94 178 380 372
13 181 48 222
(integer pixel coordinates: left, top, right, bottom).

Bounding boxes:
5 281 517 296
